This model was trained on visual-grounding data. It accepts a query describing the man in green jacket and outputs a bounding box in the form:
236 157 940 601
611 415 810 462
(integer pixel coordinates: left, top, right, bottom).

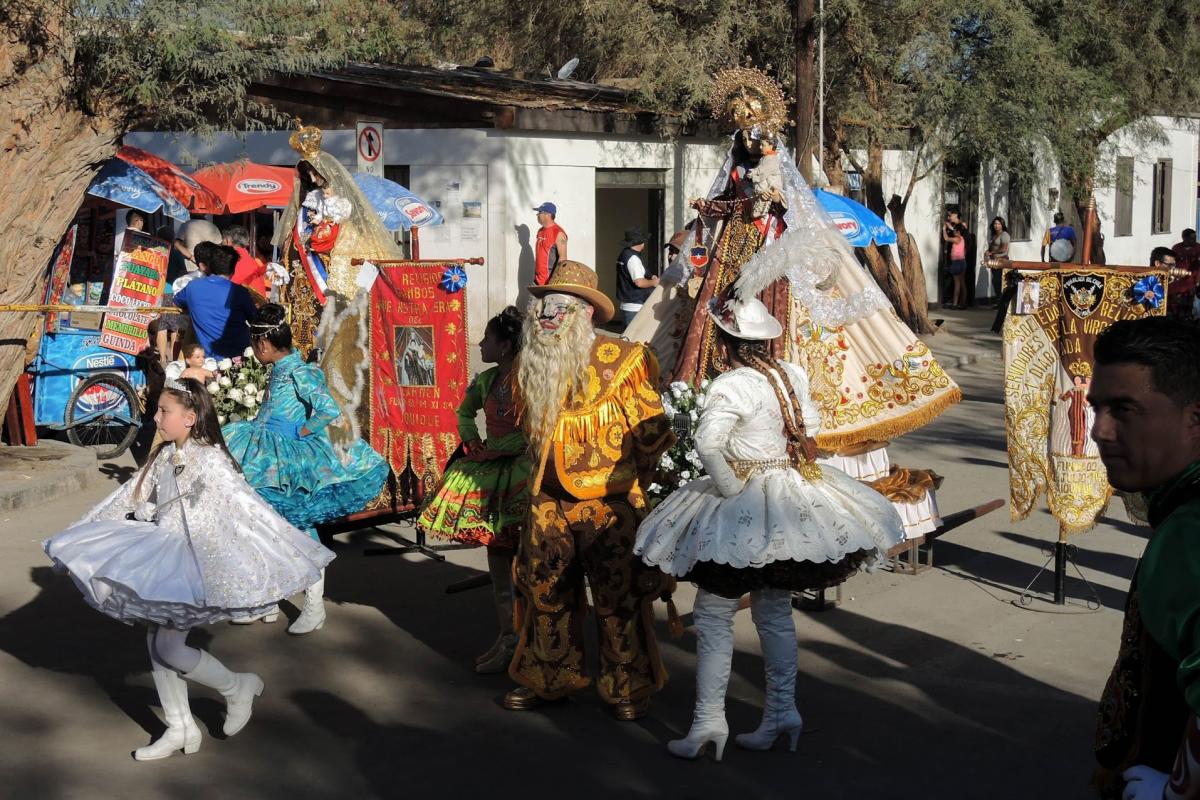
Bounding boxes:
1091 317 1200 800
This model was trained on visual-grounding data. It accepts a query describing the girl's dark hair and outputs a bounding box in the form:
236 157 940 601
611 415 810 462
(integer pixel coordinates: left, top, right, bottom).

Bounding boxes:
485 305 524 353
135 378 240 498
992 216 1008 232
248 303 293 350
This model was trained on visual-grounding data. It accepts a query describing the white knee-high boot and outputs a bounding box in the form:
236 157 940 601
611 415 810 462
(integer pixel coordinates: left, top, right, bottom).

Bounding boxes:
476 550 517 674
668 590 740 761
135 631 201 761
736 589 803 752
288 569 326 635
182 651 264 737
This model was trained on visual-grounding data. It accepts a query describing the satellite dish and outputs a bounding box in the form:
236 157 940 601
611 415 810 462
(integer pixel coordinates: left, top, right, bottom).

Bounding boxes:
1050 238 1075 263
556 57 579 80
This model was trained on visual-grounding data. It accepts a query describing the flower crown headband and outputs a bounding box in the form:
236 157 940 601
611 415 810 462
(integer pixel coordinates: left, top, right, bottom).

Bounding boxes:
247 319 285 337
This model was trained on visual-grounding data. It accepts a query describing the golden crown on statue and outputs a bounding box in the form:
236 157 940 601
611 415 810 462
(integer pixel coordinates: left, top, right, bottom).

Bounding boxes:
289 120 323 161
709 65 790 139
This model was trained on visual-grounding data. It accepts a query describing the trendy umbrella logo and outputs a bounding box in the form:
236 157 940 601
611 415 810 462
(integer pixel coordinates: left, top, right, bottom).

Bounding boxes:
237 179 284 195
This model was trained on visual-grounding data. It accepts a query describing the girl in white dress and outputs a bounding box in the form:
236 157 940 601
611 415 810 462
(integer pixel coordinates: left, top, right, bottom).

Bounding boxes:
44 377 334 760
636 295 904 762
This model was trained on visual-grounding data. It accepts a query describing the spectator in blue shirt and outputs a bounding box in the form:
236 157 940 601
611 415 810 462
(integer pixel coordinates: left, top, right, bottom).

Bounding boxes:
1040 211 1077 262
174 242 257 359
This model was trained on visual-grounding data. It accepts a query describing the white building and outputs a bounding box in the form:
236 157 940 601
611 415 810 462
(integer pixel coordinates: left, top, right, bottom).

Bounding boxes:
129 65 1199 346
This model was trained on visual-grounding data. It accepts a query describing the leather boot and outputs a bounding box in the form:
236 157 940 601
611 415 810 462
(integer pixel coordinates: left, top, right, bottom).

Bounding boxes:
288 570 326 635
476 551 516 674
134 668 202 760
182 651 264 737
735 589 803 752
667 590 739 762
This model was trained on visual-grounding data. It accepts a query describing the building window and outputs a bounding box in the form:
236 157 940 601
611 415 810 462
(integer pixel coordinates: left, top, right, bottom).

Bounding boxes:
1007 172 1032 241
1152 158 1173 235
1114 157 1134 237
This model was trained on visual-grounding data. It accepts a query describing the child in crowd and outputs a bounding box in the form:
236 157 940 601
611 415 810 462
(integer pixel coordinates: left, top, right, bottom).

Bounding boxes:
165 343 217 384
418 306 528 674
44 378 333 760
223 304 389 635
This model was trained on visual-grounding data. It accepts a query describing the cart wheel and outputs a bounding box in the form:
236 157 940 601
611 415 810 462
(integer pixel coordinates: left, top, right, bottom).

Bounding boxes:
66 373 140 459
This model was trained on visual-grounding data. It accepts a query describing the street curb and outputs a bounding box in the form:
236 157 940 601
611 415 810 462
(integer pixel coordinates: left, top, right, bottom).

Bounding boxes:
0 444 111 514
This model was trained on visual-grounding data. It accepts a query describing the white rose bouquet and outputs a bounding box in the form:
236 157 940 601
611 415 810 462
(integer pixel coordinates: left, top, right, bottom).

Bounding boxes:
207 353 271 423
647 380 711 505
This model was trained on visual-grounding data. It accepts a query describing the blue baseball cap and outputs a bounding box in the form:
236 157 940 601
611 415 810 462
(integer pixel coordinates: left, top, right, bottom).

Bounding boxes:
533 202 557 215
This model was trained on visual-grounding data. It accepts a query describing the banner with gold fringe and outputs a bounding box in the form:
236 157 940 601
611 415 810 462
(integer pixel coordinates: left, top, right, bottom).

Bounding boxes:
366 261 468 511
1003 266 1167 536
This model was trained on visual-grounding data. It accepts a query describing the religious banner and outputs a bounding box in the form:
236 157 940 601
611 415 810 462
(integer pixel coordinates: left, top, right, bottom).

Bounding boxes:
1003 266 1168 536
367 260 469 510
43 225 78 334
99 230 169 354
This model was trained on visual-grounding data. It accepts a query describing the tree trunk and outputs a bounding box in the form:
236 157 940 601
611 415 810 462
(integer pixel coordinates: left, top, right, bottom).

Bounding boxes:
1 23 120 411
860 140 934 334
887 193 931 327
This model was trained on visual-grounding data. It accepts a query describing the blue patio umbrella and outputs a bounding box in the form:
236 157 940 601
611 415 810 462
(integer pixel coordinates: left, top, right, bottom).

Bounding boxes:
86 158 190 222
352 173 444 231
812 188 897 247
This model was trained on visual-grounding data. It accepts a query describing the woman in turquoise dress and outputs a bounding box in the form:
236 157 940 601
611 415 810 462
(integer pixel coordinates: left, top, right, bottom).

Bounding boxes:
418 306 529 674
224 303 389 635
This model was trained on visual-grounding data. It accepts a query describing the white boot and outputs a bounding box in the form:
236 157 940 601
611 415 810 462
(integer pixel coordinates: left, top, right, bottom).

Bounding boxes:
735 589 803 752
288 570 326 635
134 668 202 760
231 605 280 625
668 590 740 762
476 551 517 674
182 651 264 737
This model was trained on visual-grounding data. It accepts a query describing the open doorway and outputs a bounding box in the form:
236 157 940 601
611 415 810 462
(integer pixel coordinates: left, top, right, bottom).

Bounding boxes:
595 169 665 316
940 160 980 307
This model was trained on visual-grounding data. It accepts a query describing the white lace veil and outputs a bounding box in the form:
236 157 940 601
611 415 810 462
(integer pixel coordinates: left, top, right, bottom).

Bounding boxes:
668 136 891 329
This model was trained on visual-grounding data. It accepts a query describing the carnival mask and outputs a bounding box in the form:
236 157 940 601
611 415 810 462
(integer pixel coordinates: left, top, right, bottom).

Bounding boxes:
537 293 578 333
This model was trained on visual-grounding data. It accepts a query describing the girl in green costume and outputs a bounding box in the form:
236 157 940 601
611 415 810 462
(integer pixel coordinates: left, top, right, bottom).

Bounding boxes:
418 306 528 673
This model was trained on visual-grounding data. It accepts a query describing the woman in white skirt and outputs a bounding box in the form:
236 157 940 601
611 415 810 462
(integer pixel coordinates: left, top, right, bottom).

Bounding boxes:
636 295 904 762
44 377 333 760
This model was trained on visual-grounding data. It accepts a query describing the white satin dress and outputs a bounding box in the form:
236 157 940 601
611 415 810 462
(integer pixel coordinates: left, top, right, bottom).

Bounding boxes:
44 439 334 629
635 362 904 581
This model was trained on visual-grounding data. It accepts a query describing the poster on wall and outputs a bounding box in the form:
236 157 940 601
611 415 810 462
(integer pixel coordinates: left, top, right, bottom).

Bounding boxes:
367 260 469 510
99 230 169 354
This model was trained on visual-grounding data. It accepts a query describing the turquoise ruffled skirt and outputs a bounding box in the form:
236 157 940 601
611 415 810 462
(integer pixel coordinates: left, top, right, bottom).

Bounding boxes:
224 421 389 539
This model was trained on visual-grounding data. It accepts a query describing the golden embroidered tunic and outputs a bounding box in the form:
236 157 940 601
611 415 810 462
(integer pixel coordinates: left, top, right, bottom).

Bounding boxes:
530 338 674 501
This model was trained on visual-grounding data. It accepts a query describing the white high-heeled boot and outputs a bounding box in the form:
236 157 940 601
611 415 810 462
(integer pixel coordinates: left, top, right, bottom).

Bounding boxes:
182 651 264 737
668 590 740 762
134 668 202 760
288 570 326 635
736 589 803 752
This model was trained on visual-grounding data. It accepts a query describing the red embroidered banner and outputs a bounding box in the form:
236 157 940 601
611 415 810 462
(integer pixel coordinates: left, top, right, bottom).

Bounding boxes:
368 261 468 509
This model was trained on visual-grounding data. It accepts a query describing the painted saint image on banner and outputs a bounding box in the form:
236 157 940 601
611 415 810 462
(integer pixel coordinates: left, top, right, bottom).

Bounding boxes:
395 325 436 387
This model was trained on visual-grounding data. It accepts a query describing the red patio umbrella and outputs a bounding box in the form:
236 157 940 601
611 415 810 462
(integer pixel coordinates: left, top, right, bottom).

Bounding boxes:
193 161 296 213
116 145 225 214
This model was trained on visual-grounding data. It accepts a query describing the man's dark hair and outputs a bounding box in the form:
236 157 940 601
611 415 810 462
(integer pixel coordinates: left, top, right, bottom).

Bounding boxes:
194 241 237 276
1095 317 1200 405
1184 228 1196 240
1053 211 1065 224
1151 246 1176 267
223 225 250 248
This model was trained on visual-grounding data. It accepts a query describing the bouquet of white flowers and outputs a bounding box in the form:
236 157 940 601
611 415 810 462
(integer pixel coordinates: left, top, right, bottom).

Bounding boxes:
208 348 270 425
647 380 711 505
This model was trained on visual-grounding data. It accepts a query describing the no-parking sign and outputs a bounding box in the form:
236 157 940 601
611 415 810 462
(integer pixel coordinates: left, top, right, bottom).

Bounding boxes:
356 122 384 177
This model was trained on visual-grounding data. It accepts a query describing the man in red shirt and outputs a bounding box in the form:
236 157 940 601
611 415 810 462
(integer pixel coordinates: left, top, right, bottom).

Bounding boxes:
223 224 267 297
533 202 567 286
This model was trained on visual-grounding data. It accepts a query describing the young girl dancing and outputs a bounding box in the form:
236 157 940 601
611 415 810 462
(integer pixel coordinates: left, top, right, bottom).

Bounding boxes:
418 306 528 673
636 295 904 762
224 304 389 634
44 378 334 760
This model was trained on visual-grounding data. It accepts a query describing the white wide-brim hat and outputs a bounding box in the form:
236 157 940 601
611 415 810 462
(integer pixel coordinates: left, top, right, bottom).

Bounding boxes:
708 295 783 341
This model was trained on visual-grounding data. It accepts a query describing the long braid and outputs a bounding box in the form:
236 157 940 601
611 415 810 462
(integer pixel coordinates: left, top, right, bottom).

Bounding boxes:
736 343 818 466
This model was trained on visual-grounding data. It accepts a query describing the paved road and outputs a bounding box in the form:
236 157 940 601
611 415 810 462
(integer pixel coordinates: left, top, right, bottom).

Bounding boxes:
0 308 1141 799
